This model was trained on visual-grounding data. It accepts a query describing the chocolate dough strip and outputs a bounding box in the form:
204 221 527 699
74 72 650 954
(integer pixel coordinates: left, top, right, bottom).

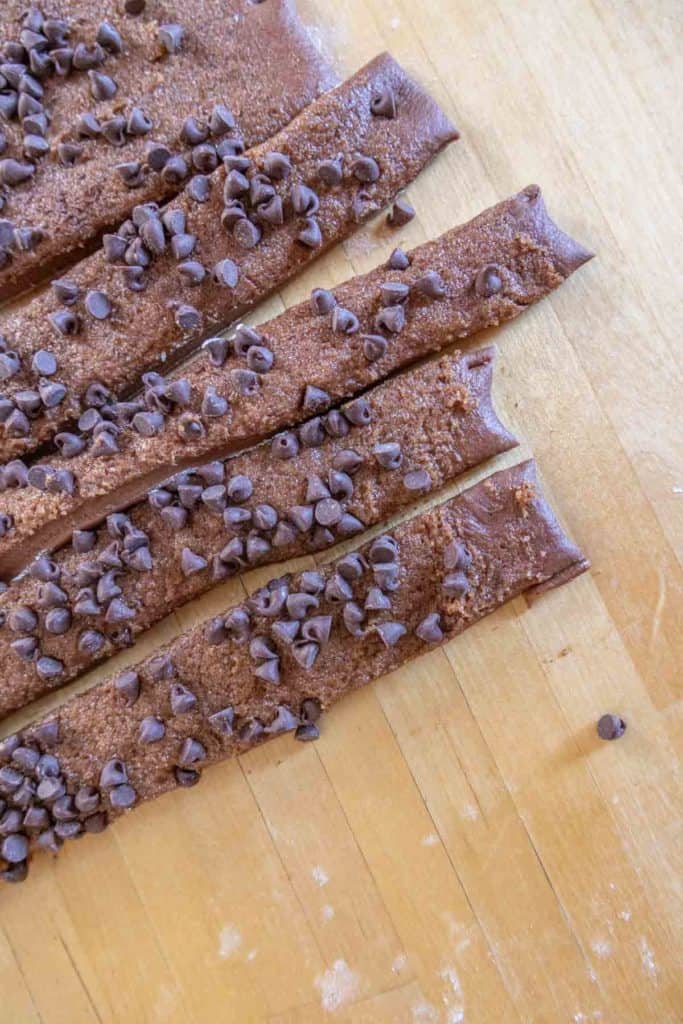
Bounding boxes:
0 53 458 463
0 185 592 578
0 460 589 883
0 348 516 719
0 0 337 301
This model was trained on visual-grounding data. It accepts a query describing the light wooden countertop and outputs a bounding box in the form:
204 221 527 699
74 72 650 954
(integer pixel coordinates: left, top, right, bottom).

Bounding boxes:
1 1 681 1021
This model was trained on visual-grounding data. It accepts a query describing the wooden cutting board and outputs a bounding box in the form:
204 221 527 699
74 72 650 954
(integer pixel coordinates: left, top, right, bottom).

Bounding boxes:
1 1 680 1021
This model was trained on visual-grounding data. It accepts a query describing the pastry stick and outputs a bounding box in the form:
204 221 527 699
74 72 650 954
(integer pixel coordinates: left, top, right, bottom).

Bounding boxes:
0 0 337 300
0 185 592 577
0 52 458 461
0 460 588 883
0 348 515 719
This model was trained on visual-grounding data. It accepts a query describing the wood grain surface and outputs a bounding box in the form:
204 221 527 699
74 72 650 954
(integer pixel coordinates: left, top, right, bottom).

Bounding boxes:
1 1 681 1021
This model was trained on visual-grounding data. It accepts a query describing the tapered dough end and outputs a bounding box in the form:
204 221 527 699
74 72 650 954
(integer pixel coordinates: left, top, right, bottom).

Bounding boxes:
517 184 595 276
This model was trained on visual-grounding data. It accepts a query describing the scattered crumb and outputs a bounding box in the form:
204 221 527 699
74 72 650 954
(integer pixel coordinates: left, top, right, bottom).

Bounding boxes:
608 882 617 892
247 949 258 962
462 803 479 821
590 938 613 959
314 959 360 1013
218 924 242 959
421 832 439 847
587 966 598 984
312 865 329 887
440 965 465 1022
672 486 683 494
390 16 401 29
618 909 632 922
638 937 658 982
392 953 408 974
154 983 179 1019
321 904 335 922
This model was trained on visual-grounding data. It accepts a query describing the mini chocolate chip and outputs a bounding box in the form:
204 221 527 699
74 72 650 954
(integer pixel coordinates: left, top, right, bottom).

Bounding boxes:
297 217 322 248
50 309 80 336
23 133 49 159
233 218 262 249
105 598 136 624
146 141 172 171
315 498 342 526
170 683 197 715
110 784 136 809
44 607 71 634
416 613 443 644
160 505 188 530
597 714 627 741
374 621 407 648
292 184 320 216
103 234 127 263
286 592 319 620
415 270 446 299
305 475 331 503
288 505 314 533
365 586 392 611
343 401 370 431
309 289 335 318
212 257 239 288
187 174 211 202
256 194 284 225
362 334 388 361
150 653 176 681
178 260 206 287
371 87 396 118
317 155 343 186
139 716 165 744
180 547 207 576
376 305 405 333
89 70 117 101
31 348 57 375
443 541 472 572
175 304 202 332
252 503 277 531
387 196 415 227
158 23 184 54
227 474 253 503
36 655 64 679
380 281 410 306
262 151 291 179
97 21 122 53
369 536 399 565
351 155 380 183
0 159 35 186
403 468 432 491
116 160 146 188
84 290 112 321
209 103 236 136
102 115 127 147
77 111 102 138
474 264 503 298
325 574 353 604
273 521 297 547
73 42 106 71
331 305 359 334
442 572 469 598
302 615 332 645
336 552 367 582
1 833 28 863
271 431 299 460
272 620 300 645
302 385 330 414
374 442 403 470
298 417 325 448
179 738 206 765
7 604 36 634
161 155 189 185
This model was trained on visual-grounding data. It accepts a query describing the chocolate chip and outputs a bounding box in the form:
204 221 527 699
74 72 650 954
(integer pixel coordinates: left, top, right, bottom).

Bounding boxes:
209 103 236 136
227 474 253 503
174 767 200 787
388 196 415 227
161 155 189 185
317 156 343 186
160 505 188 531
351 156 380 183
365 586 392 611
305 475 330 503
202 335 230 367
35 655 63 680
49 308 80 336
209 259 239 291
302 385 331 415
286 592 319 620
372 442 402 471
292 183 320 216
44 607 71 634
1 833 28 863
330 305 359 334
223 506 251 528
256 194 284 226
250 635 278 662
105 598 136 624
30 348 56 377
362 334 388 361
126 106 152 137
97 21 122 53
74 786 100 816
442 572 469 598
233 218 262 249
271 431 299 460
180 547 207 576
7 605 37 633
139 716 165 744
100 114 126 147
252 504 277 531
369 536 399 565
145 141 172 171
302 615 332 644
370 86 396 117
415 270 446 299
272 620 300 645
376 305 405 333
89 69 117 101
23 133 49 159
403 469 432 491
380 281 410 306
416 613 443 644
474 265 503 298
250 173 275 207
0 159 35 186
224 607 251 641
158 23 184 54
314 498 342 527
170 683 197 715
83 290 111 321
102 234 127 263
273 521 298 547
443 541 472 572
110 784 136 809
324 574 354 604
117 160 147 188
179 738 206 766
187 174 211 202
175 304 202 332
597 714 627 741
297 217 322 248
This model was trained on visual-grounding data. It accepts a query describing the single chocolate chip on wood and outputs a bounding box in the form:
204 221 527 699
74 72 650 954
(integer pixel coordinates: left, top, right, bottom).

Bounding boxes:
388 197 415 227
597 714 627 741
